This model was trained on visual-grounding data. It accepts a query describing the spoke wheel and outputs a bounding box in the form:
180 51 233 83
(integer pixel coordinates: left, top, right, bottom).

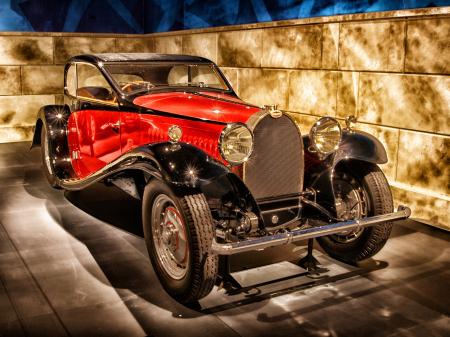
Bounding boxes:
143 179 218 304
151 194 189 280
331 172 368 243
317 162 394 264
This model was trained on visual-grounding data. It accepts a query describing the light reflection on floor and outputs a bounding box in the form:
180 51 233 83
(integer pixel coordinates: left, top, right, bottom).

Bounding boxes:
0 142 449 337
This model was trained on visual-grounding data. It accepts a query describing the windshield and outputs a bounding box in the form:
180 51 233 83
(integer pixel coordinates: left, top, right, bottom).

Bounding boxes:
105 62 230 95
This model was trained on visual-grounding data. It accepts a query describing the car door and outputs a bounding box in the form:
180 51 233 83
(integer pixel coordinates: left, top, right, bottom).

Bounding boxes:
66 62 121 178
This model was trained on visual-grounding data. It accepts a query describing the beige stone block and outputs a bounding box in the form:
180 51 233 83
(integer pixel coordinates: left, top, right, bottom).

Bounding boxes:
0 36 53 65
238 68 289 109
339 21 405 72
218 30 262 67
405 18 450 74
322 23 339 69
357 73 450 134
182 33 217 63
54 37 116 64
0 66 21 95
336 71 359 118
22 66 64 95
115 38 154 53
0 95 55 127
355 123 399 181
289 70 337 116
261 25 321 69
0 126 34 143
220 67 238 93
396 130 449 195
288 112 319 135
153 36 182 54
392 185 449 230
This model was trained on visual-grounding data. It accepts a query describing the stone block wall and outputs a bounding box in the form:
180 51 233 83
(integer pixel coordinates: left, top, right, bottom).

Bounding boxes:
0 7 448 228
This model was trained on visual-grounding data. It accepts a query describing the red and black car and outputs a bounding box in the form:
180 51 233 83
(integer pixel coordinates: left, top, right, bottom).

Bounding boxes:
32 53 411 304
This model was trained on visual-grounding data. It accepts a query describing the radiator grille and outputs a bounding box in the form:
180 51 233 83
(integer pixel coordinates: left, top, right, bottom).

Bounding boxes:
244 114 304 200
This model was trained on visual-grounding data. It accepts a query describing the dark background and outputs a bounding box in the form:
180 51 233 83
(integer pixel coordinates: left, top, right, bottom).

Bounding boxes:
1 0 449 33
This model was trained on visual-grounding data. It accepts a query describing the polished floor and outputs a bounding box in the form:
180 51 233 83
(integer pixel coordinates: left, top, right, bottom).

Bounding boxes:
0 142 449 337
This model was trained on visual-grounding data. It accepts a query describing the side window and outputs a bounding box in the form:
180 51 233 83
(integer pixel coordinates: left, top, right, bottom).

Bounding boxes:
66 64 77 97
76 63 116 104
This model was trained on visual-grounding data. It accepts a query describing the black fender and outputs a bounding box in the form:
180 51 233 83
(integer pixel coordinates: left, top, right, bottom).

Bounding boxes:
304 129 388 215
56 141 260 217
31 104 74 179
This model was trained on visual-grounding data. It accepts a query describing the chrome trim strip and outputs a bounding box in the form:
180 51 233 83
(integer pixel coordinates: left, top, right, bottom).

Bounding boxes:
211 206 411 255
57 151 160 190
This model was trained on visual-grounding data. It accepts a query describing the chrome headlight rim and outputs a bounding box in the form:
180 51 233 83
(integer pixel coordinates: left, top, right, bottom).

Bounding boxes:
309 117 342 155
219 123 254 165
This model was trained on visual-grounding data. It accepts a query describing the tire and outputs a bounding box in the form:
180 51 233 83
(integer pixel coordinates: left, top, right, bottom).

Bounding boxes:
40 126 60 188
142 179 218 304
317 162 393 264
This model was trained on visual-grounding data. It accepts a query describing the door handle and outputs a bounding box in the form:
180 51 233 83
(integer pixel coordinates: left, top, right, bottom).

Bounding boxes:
111 121 120 133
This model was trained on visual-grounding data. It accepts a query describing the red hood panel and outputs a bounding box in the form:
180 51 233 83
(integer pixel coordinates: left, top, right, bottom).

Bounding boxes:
133 92 260 124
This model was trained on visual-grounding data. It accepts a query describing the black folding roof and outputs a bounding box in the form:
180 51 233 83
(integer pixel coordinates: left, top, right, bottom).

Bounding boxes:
69 53 212 64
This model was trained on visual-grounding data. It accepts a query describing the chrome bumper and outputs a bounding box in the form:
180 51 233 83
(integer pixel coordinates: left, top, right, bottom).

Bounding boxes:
211 206 411 255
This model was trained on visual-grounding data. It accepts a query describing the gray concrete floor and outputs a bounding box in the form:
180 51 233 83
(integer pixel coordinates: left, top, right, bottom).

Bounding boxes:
0 142 449 337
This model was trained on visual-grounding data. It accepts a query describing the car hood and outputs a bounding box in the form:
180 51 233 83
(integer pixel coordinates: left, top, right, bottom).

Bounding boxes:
132 91 261 124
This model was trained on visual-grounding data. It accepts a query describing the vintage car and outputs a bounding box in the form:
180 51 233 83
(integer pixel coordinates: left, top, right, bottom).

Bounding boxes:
31 53 411 304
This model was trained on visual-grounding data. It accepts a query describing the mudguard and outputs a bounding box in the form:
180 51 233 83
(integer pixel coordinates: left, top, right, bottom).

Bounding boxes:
55 141 258 213
31 104 74 179
304 129 388 215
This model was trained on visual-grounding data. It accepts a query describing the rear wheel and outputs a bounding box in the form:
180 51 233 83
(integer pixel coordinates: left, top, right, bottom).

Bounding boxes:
40 126 60 188
317 162 393 264
142 179 218 304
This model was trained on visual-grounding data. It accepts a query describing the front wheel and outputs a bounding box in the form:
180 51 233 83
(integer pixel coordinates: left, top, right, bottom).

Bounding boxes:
142 179 218 304
317 162 394 264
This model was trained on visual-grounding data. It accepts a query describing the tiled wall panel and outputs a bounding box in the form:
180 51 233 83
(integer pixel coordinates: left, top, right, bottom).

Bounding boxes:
182 33 217 63
405 18 450 74
0 66 21 95
22 66 64 95
289 70 338 116
261 26 322 69
217 30 262 67
0 37 53 65
339 21 405 72
54 37 116 64
357 73 450 135
0 8 448 228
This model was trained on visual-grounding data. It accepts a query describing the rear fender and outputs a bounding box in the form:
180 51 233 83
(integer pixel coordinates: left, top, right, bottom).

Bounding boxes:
31 105 74 180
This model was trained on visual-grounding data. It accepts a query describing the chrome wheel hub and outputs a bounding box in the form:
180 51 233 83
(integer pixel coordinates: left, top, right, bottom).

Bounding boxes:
151 194 189 280
332 172 368 243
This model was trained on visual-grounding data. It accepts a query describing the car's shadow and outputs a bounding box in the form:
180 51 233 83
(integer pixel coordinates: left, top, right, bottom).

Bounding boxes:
24 166 436 328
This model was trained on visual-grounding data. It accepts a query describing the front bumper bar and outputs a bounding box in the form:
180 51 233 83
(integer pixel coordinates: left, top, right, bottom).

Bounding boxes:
211 206 411 255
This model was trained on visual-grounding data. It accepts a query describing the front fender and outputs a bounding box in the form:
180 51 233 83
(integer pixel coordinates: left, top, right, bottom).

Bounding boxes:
334 130 387 165
304 129 388 215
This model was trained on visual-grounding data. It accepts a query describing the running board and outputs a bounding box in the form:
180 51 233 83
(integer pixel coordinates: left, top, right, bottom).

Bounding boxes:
211 206 411 255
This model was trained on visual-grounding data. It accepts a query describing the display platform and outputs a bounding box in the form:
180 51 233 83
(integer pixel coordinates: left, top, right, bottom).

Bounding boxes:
0 142 448 337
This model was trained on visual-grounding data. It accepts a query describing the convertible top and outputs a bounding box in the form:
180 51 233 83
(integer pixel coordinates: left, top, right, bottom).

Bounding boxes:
69 53 213 64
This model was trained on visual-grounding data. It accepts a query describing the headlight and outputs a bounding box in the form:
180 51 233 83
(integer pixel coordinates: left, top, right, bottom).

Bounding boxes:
309 117 342 155
219 123 253 165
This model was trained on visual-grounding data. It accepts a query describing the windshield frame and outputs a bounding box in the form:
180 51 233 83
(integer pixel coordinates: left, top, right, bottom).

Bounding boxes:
102 61 234 96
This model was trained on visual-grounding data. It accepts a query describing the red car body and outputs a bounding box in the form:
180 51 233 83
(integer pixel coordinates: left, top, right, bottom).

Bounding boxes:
67 91 259 178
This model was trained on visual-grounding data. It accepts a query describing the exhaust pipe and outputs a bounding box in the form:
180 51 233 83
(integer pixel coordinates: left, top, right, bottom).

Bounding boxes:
211 206 411 255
